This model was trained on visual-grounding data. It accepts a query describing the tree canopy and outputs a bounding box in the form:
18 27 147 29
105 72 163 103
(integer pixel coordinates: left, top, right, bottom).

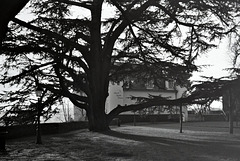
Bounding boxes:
0 0 29 49
1 0 239 131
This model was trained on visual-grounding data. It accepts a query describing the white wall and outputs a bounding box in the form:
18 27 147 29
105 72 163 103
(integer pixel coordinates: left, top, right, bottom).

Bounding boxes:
105 82 124 114
46 81 188 122
45 98 74 123
122 90 177 114
74 107 87 121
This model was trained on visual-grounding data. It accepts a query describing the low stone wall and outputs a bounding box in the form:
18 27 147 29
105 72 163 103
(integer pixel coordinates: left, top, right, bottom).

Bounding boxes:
188 114 204 122
114 114 179 124
0 121 88 139
188 114 226 122
203 114 226 121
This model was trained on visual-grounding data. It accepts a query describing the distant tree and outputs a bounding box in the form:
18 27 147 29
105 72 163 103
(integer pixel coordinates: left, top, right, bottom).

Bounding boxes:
1 0 239 131
191 75 240 133
61 99 73 122
0 83 60 126
222 18 240 132
230 32 240 126
230 23 240 69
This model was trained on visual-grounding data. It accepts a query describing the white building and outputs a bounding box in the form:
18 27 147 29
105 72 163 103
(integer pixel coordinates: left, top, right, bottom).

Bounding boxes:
105 80 188 122
47 79 188 123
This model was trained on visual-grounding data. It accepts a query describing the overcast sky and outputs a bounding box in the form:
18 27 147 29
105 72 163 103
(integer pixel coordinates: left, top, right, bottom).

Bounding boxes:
191 37 233 82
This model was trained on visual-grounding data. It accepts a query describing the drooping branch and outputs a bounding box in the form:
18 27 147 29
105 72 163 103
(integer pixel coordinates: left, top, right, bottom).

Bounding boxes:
56 63 90 95
107 77 239 123
106 94 209 123
0 61 55 84
0 0 29 48
56 0 92 10
53 63 88 110
40 83 89 105
12 18 90 59
2 44 51 54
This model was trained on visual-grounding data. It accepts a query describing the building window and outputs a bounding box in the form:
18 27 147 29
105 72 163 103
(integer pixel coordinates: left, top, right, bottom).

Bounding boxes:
145 80 154 89
168 80 175 89
123 77 168 90
154 79 166 89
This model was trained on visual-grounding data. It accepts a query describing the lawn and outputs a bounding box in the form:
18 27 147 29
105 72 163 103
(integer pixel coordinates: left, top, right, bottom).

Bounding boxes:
1 121 240 161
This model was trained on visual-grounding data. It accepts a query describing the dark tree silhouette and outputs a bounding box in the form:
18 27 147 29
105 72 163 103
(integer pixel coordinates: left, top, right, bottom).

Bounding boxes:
1 0 239 131
0 0 29 49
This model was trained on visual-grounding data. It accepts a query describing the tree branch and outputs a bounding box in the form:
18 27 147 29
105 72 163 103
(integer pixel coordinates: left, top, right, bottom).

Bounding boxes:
0 0 29 47
0 61 55 84
40 83 89 105
12 18 90 59
56 0 92 10
53 63 88 110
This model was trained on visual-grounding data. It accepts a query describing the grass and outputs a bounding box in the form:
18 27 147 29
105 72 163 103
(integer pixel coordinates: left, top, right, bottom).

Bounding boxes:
1 121 240 161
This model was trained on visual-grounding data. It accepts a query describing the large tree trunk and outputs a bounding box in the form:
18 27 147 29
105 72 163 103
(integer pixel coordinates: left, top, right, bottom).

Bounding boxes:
85 0 110 132
86 75 110 131
87 102 109 131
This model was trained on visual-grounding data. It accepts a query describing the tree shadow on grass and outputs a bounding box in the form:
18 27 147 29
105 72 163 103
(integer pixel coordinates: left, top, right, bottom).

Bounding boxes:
101 130 207 147
101 129 240 160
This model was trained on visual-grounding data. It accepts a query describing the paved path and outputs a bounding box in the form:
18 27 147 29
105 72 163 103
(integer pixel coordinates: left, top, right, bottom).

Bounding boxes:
0 121 240 161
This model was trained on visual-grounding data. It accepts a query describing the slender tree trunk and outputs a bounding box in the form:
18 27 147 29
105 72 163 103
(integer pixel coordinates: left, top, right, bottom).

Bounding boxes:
133 111 136 126
179 104 183 133
229 109 234 134
229 89 234 134
236 114 238 126
36 98 42 144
